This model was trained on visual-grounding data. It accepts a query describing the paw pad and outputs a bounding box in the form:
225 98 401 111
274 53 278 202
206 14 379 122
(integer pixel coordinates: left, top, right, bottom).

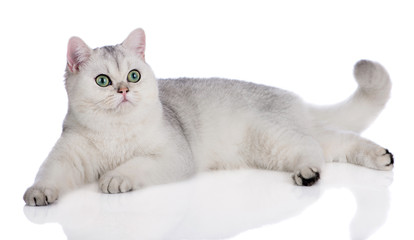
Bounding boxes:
384 149 394 167
293 167 320 186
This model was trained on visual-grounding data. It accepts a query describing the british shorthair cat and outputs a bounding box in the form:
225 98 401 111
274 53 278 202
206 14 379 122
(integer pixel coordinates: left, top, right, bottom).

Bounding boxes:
24 28 393 206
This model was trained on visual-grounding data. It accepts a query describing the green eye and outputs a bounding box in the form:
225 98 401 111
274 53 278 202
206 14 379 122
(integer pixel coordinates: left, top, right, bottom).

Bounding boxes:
127 69 141 83
95 74 111 87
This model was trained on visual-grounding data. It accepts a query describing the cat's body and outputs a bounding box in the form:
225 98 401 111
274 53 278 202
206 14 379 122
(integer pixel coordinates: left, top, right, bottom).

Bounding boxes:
24 29 393 206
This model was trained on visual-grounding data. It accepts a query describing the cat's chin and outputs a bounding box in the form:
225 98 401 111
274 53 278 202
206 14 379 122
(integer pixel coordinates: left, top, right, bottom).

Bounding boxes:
99 100 134 114
115 100 134 111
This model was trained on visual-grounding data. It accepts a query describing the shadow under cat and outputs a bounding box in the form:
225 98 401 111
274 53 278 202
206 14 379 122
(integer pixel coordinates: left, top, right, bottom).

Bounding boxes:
24 164 392 240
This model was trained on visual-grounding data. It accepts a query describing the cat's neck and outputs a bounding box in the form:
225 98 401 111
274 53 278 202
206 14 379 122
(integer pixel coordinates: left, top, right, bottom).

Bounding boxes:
64 101 164 138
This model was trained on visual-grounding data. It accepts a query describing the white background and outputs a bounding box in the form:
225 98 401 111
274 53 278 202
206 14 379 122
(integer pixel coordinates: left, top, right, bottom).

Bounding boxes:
1 0 413 239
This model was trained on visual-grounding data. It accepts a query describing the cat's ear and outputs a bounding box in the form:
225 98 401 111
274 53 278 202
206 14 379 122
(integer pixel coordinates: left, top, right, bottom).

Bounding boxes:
122 28 146 60
67 37 92 73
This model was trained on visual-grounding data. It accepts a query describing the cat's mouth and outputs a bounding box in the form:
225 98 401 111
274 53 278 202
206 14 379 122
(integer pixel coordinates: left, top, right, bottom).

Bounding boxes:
116 96 132 108
101 95 134 112
118 99 129 106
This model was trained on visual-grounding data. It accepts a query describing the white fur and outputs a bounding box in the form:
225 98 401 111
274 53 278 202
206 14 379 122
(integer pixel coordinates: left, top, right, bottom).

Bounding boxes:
24 29 393 206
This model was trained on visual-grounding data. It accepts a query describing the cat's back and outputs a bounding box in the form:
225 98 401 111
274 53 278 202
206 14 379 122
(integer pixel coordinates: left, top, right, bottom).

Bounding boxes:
158 77 297 112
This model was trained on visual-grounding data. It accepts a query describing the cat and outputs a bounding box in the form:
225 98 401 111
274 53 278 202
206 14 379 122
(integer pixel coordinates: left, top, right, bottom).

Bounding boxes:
24 28 394 206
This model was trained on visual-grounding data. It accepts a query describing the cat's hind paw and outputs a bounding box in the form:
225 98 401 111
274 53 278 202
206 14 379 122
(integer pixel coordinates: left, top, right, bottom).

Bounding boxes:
23 186 58 206
370 148 394 171
384 149 394 167
350 143 394 171
99 172 133 194
293 167 320 186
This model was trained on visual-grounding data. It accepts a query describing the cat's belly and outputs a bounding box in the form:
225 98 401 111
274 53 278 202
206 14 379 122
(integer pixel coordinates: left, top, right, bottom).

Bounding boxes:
189 109 246 171
189 108 300 172
191 111 278 172
193 138 246 171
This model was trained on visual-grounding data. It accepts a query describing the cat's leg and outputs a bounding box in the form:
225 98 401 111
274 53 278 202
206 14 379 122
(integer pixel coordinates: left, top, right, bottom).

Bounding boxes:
318 130 394 170
289 137 326 186
243 125 325 186
99 154 194 194
24 133 97 206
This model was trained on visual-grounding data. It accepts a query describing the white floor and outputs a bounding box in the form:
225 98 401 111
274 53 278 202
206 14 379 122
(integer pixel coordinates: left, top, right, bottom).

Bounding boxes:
5 159 414 240
1 1 414 239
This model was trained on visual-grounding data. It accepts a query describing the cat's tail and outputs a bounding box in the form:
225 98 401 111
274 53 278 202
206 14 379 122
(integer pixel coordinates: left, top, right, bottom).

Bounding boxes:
309 60 391 133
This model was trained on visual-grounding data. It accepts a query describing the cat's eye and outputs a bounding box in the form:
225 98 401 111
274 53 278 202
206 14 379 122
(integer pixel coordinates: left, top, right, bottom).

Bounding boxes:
95 74 112 87
127 69 141 83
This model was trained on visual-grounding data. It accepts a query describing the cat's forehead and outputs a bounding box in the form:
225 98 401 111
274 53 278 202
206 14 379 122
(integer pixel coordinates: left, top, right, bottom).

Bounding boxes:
97 45 125 57
89 45 136 76
93 45 126 62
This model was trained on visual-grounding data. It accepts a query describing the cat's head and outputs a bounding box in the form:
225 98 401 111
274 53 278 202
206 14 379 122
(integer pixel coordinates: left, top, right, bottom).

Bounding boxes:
65 28 159 117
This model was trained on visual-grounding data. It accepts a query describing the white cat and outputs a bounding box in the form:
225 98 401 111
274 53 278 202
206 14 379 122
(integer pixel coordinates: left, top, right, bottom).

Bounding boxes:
24 28 393 206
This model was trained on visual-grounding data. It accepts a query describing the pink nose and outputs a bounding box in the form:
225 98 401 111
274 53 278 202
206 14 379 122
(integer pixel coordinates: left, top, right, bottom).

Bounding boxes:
118 87 129 96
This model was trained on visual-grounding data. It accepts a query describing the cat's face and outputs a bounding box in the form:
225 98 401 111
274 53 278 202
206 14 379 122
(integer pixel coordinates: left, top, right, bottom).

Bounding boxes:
65 29 158 116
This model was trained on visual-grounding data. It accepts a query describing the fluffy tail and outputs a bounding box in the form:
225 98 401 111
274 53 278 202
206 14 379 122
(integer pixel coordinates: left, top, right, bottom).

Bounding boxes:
309 60 392 133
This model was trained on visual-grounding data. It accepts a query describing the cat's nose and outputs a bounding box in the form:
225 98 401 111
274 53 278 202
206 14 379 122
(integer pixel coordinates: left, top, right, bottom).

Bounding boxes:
117 87 129 96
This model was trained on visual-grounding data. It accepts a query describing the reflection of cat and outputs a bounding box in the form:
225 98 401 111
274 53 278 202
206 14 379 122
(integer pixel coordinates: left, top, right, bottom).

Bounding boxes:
24 165 392 239
24 28 393 206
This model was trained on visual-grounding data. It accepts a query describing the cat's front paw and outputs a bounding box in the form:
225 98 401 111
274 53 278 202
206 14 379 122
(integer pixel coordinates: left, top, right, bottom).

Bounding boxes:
99 172 133 194
23 186 58 206
293 167 320 186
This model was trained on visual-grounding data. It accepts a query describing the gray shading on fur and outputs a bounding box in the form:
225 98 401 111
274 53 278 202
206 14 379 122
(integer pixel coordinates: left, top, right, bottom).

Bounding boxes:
24 28 393 206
